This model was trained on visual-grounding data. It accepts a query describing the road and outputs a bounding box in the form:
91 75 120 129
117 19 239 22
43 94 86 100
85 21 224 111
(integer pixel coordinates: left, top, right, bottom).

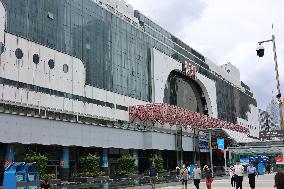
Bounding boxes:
160 174 275 189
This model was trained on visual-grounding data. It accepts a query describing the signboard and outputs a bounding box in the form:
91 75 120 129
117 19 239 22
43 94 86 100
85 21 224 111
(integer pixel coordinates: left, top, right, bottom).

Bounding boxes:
240 157 249 165
275 156 284 165
182 61 197 79
217 138 224 150
259 130 284 139
199 139 209 149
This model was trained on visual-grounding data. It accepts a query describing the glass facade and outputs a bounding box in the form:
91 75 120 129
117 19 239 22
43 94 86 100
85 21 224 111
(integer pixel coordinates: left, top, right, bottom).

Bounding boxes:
2 0 257 123
164 71 207 115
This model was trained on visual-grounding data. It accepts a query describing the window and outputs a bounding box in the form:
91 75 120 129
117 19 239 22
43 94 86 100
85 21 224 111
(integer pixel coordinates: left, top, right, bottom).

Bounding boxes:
15 48 23 59
63 64 69 73
48 59 55 69
33 54 40 64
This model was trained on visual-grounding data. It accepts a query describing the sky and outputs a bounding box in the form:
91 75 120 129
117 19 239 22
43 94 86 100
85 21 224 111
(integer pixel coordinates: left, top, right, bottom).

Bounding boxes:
125 0 284 110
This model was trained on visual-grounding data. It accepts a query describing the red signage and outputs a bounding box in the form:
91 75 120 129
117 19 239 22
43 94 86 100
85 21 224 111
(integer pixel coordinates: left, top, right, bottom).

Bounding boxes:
275 156 283 164
183 61 197 78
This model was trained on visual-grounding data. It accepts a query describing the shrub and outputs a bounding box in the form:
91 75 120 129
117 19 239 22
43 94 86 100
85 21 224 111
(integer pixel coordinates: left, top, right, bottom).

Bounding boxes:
76 154 100 177
149 156 165 173
24 153 48 179
117 155 137 175
41 173 56 180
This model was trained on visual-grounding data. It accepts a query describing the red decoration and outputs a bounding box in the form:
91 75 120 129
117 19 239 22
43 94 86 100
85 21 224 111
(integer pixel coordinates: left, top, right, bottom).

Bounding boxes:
129 103 249 134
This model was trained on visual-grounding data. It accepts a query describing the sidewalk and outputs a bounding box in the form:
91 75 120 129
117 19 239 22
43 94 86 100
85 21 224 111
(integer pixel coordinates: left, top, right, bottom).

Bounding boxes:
124 181 180 189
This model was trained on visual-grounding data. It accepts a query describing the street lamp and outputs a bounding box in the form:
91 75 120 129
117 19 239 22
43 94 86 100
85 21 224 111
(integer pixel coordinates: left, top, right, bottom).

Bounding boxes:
257 34 284 143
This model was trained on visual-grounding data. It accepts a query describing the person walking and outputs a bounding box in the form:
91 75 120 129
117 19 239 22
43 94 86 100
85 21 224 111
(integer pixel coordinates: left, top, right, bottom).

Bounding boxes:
40 179 51 189
203 165 213 189
180 163 189 189
247 162 257 189
176 164 181 179
192 164 201 189
274 171 284 189
149 162 158 189
229 164 236 188
234 160 244 189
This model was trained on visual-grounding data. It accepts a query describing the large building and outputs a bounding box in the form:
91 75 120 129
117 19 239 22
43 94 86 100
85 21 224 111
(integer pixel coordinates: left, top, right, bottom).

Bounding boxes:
266 98 281 130
259 109 275 132
0 0 258 180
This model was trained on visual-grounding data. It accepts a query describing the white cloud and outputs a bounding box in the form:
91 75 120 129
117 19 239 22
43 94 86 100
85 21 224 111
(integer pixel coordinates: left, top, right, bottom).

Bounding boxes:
126 0 284 109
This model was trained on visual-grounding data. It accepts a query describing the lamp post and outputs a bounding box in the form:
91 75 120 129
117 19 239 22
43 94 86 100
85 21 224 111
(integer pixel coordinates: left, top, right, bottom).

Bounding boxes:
256 34 284 143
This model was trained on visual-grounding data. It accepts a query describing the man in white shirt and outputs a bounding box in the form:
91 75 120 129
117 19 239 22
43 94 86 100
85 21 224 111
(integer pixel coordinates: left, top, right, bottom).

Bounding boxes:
234 160 244 189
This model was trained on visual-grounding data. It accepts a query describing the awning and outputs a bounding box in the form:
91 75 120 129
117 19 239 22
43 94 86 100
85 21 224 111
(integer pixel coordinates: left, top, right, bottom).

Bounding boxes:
222 128 258 144
0 113 194 151
227 145 284 154
129 103 249 133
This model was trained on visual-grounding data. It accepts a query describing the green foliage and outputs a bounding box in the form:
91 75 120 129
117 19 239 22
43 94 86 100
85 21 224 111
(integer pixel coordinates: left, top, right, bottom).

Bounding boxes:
24 153 48 179
149 156 165 173
76 154 100 177
41 174 56 180
117 155 137 175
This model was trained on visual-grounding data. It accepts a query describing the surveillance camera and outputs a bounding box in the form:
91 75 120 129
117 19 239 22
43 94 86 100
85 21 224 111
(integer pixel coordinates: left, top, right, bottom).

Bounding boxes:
256 45 264 57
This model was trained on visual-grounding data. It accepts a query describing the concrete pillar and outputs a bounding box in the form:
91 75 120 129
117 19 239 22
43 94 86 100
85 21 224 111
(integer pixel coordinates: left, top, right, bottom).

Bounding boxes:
4 145 14 168
60 147 70 181
101 149 109 176
133 150 139 172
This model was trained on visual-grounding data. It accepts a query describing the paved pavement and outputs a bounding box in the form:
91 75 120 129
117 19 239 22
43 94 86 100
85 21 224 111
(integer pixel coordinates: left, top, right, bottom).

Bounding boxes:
159 174 275 189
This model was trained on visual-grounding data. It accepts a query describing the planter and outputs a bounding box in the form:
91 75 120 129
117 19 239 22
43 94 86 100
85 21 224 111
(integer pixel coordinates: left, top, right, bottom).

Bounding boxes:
127 174 139 179
48 179 61 185
94 176 110 182
69 177 95 183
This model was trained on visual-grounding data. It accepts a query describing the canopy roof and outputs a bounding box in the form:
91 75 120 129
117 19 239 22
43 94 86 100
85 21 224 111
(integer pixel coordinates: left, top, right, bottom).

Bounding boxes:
227 145 284 154
129 103 249 134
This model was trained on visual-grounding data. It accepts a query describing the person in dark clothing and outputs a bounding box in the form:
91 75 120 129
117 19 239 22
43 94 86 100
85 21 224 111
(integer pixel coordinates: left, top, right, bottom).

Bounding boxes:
234 160 244 189
40 179 51 189
247 162 257 189
229 164 236 187
266 164 271 174
149 162 158 189
274 171 284 189
203 165 213 189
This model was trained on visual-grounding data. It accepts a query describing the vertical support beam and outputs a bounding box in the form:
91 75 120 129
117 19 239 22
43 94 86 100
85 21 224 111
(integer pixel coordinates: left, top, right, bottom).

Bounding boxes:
209 130 213 176
101 149 109 176
176 125 183 166
224 149 227 171
4 145 14 168
60 147 70 181
133 149 139 172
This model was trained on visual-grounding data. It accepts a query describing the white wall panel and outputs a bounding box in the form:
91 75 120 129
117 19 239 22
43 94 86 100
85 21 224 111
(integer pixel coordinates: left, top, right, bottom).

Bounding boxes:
1 33 85 96
85 85 92 98
115 110 129 121
196 73 218 118
3 85 11 101
40 94 49 108
19 89 27 104
63 98 73 112
84 103 92 116
0 84 3 99
92 104 99 117
151 48 182 103
0 32 138 122
0 1 5 43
